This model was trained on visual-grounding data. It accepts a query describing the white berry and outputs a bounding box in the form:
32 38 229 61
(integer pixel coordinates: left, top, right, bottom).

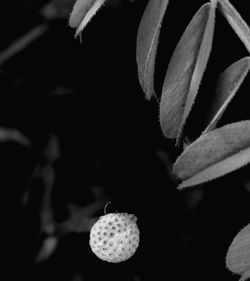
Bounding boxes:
89 213 140 263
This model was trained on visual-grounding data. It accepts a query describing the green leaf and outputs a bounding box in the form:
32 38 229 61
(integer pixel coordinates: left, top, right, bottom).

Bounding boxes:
69 0 106 38
204 57 250 133
136 0 169 100
218 0 250 54
173 121 250 189
160 3 216 142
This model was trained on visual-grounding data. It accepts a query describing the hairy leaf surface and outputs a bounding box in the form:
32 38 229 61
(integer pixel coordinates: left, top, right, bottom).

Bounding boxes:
69 0 106 37
204 57 250 133
174 121 250 189
226 223 250 281
160 3 216 141
136 0 169 100
218 0 250 53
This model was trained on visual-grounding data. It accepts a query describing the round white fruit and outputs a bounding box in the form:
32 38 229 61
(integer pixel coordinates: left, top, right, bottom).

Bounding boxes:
89 213 140 263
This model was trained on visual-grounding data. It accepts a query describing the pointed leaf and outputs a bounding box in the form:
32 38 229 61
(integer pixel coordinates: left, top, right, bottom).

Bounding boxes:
136 0 169 100
173 121 250 189
160 3 216 141
204 56 250 133
178 2 217 143
218 0 250 54
69 0 106 38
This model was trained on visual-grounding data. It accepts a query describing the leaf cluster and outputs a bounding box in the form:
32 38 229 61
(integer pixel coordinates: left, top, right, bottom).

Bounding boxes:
136 0 250 190
135 1 250 279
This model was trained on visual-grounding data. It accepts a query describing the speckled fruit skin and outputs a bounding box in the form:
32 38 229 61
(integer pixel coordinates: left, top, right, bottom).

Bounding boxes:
89 213 140 263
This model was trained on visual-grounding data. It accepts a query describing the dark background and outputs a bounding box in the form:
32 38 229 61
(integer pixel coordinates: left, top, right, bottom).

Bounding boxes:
0 0 250 280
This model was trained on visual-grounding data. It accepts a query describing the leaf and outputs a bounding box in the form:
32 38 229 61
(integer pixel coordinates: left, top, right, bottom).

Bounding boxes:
226 223 250 281
0 128 30 146
204 56 250 133
160 3 216 141
173 121 250 189
0 24 48 66
69 0 106 38
136 0 169 100
218 0 250 54
36 236 58 263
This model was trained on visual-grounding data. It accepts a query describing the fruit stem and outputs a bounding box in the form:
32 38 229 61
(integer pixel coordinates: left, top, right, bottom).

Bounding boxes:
104 201 112 215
